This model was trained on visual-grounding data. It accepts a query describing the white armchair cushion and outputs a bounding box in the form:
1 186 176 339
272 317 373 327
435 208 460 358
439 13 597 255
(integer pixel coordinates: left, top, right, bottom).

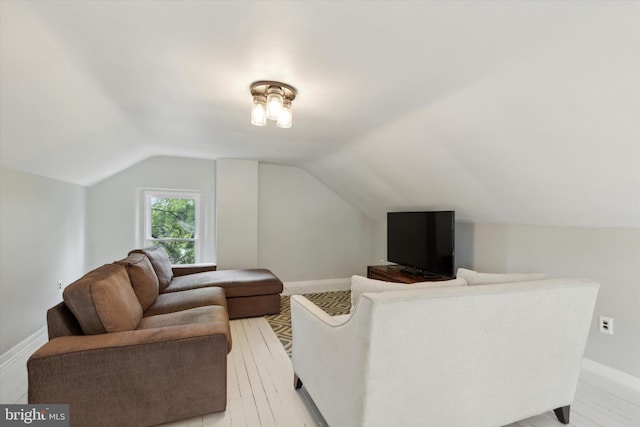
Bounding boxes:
456 268 548 286
350 275 467 311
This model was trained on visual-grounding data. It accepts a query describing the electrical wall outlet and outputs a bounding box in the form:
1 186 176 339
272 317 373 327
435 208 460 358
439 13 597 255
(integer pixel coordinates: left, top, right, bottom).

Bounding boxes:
599 316 613 335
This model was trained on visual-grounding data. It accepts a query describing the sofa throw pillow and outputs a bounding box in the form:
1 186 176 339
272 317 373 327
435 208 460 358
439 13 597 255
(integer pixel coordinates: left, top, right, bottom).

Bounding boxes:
130 246 173 291
456 268 548 286
115 253 159 311
350 275 467 311
63 264 143 335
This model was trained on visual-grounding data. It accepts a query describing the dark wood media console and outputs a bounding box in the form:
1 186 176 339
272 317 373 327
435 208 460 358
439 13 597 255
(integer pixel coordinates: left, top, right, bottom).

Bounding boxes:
367 265 452 284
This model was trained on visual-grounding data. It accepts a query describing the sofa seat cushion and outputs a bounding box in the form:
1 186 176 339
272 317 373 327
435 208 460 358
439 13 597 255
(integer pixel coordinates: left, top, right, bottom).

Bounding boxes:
115 253 159 311
143 287 227 317
63 264 143 335
456 268 548 286
130 247 174 291
138 306 231 352
163 269 283 297
350 275 467 311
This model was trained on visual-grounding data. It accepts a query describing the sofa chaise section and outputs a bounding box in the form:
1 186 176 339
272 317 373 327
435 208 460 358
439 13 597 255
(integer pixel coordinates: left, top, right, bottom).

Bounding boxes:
130 247 283 319
167 269 283 319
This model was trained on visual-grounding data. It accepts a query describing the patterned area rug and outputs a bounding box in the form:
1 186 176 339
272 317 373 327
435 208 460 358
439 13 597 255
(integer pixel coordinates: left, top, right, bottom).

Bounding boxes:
266 290 351 357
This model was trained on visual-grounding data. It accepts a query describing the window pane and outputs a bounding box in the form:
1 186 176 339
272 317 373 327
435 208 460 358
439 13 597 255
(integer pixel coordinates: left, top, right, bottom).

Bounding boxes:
150 198 196 239
153 241 196 264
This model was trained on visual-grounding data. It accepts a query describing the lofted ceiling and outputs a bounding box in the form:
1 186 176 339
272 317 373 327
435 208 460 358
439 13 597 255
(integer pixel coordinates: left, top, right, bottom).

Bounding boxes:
1 1 639 227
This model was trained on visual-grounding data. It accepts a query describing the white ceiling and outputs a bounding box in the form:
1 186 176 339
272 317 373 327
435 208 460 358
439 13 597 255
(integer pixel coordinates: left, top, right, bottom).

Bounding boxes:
1 1 639 227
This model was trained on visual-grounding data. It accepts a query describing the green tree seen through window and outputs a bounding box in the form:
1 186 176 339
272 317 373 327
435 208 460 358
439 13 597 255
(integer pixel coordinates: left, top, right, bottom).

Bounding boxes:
150 197 197 264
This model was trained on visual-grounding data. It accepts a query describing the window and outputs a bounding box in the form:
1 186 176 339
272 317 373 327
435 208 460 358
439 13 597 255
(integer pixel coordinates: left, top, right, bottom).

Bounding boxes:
143 190 203 264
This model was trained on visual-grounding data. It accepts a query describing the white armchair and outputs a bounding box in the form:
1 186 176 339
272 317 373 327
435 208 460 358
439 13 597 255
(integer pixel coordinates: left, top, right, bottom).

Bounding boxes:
291 278 598 427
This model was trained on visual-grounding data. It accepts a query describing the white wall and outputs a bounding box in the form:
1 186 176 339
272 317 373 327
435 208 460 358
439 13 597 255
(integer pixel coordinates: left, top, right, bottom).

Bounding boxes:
258 164 372 281
8 159 636 378
87 157 371 280
371 220 639 378
88 157 371 281
468 223 640 379
215 159 259 270
0 168 86 354
86 156 216 269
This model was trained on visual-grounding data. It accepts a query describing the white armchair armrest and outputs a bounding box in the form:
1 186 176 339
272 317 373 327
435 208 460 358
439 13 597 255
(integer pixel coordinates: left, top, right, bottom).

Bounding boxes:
290 295 370 427
290 295 350 327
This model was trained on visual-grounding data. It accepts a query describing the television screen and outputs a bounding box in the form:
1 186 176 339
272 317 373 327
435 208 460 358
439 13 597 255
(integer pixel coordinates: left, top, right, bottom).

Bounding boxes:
387 211 455 277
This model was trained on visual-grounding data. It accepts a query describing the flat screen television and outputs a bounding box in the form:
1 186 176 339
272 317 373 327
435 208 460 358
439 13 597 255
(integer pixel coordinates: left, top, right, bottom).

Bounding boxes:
387 211 455 278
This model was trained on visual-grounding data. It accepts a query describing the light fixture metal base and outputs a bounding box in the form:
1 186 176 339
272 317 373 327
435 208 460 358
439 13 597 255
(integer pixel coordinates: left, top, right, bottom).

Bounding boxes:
250 80 297 101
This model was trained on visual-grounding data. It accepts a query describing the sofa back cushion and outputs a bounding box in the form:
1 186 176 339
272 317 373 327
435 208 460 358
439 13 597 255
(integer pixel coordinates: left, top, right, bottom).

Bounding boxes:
456 268 548 286
63 264 143 335
115 253 159 311
350 275 467 311
130 247 173 291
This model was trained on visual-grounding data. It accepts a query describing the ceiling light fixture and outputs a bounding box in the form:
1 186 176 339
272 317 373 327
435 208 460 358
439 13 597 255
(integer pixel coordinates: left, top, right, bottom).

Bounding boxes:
250 80 297 128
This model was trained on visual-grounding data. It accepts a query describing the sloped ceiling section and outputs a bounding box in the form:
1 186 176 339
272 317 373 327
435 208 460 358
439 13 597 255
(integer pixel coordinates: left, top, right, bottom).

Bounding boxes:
306 3 640 227
1 1 638 227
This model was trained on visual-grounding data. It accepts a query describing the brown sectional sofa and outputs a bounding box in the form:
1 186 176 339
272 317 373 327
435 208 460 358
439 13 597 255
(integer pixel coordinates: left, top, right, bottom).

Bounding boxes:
28 247 283 427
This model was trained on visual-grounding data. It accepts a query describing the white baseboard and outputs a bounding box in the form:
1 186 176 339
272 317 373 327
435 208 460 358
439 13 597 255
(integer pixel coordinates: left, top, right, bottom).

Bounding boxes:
0 326 48 404
582 357 640 392
283 278 350 295
285 277 350 288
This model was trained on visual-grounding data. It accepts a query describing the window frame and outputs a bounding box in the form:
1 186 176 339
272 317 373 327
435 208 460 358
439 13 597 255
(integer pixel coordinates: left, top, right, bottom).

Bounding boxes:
141 189 204 264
